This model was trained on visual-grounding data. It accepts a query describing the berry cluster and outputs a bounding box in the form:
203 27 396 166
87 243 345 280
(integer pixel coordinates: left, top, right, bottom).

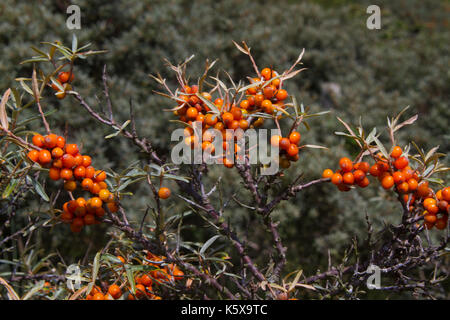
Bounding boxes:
322 158 370 191
85 252 184 300
270 131 301 168
50 71 75 100
174 67 294 169
27 133 118 233
323 146 449 230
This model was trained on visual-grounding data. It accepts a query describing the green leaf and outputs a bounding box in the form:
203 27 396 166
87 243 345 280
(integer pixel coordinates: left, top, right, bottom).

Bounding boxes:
27 177 49 202
71 33 78 52
373 136 388 159
200 235 221 256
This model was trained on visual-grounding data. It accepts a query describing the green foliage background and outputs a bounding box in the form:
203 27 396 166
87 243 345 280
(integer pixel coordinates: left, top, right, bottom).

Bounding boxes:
0 0 449 298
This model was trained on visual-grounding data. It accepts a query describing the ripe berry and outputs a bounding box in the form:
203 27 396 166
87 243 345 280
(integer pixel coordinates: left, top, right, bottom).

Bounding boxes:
354 162 370 173
407 178 418 191
83 214 96 225
94 170 107 182
397 182 409 193
339 157 353 172
61 154 75 168
27 150 40 162
65 144 79 156
343 172 355 185
64 180 77 192
51 147 64 159
442 187 450 202
369 164 381 177
392 171 405 184
394 156 408 170
381 175 394 189
276 89 288 101
158 187 171 199
322 169 333 179
331 173 343 185
108 284 122 299
435 217 448 230
85 166 95 179
38 150 52 164
279 138 291 151
390 146 402 159
81 178 94 190
58 71 75 83
186 107 198 120
99 189 110 202
270 135 282 147
49 167 61 181
32 134 45 147
74 166 86 179
56 136 65 148
261 68 273 80
44 134 58 149
60 168 73 180
417 182 431 198
288 131 301 145
357 177 370 188
353 170 365 182
287 144 299 157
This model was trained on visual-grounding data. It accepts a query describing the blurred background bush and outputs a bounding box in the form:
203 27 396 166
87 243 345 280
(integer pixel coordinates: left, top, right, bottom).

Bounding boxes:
0 0 448 298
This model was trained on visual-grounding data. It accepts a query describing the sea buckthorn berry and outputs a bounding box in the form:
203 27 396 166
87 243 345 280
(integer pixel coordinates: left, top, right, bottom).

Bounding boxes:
58 71 75 83
381 175 394 189
377 161 389 172
56 136 65 148
240 100 250 110
67 200 78 213
223 157 234 168
339 157 353 173
44 134 58 149
402 167 413 180
51 147 64 159
186 107 198 120
90 197 103 209
55 90 66 99
60 168 73 180
32 134 45 147
392 171 405 184
140 274 152 287
72 217 84 229
423 198 436 209
424 213 437 224
64 180 77 192
158 187 171 199
331 173 343 185
397 182 409 193
439 201 449 212
53 158 63 168
230 107 242 121
85 166 95 179
73 154 83 166
263 86 275 99
73 166 86 179
99 189 110 202
49 167 60 181
442 187 450 202
261 68 273 80
337 184 351 192
239 119 249 130
288 131 301 145
205 114 218 126
27 150 39 162
90 182 101 194
426 203 439 215
322 169 333 179
61 154 75 168
228 120 239 130
353 170 365 182
108 284 122 299
271 78 281 88
276 89 288 101
261 99 272 110
38 150 52 164
354 162 370 173
390 146 403 159
60 211 73 223
357 177 370 188
94 170 107 182
65 144 79 156
254 94 264 106
81 178 94 190
343 172 355 185
279 138 291 151
287 144 299 157
81 155 92 167
394 156 409 170
222 112 234 125
436 190 442 201
369 164 381 177
417 182 431 198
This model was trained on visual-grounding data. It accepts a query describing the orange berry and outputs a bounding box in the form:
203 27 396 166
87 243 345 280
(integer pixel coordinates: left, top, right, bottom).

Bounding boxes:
276 89 288 101
49 167 61 181
51 147 64 159
331 173 343 185
407 178 418 191
369 164 381 177
56 136 65 148
92 292 104 300
186 107 198 120
397 182 409 193
94 170 107 182
322 169 334 179
32 134 45 147
417 182 431 198
424 213 437 224
67 200 78 213
72 217 84 229
426 203 439 215
353 170 365 182
90 182 101 194
90 197 103 209
261 68 273 80
158 187 171 199
270 135 282 148
60 168 73 180
222 112 234 125
239 119 249 130
108 284 122 299
38 150 52 164
279 138 291 151
263 86 275 99
343 172 355 185
60 211 73 223
27 149 40 162
81 155 92 167
83 214 96 225
339 157 353 173
99 189 110 202
261 99 272 111
44 134 58 149
442 187 450 202
205 114 218 126
435 216 448 230
61 154 75 168
390 146 403 159
288 131 301 145
58 71 75 83
74 166 86 179
394 156 408 170
85 166 95 179
392 171 405 184
64 180 77 192
65 144 79 156
381 175 394 189
287 144 299 157
73 154 83 167
357 177 370 188
354 162 370 173
140 274 153 287
107 202 119 213
81 178 94 190
240 100 250 110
